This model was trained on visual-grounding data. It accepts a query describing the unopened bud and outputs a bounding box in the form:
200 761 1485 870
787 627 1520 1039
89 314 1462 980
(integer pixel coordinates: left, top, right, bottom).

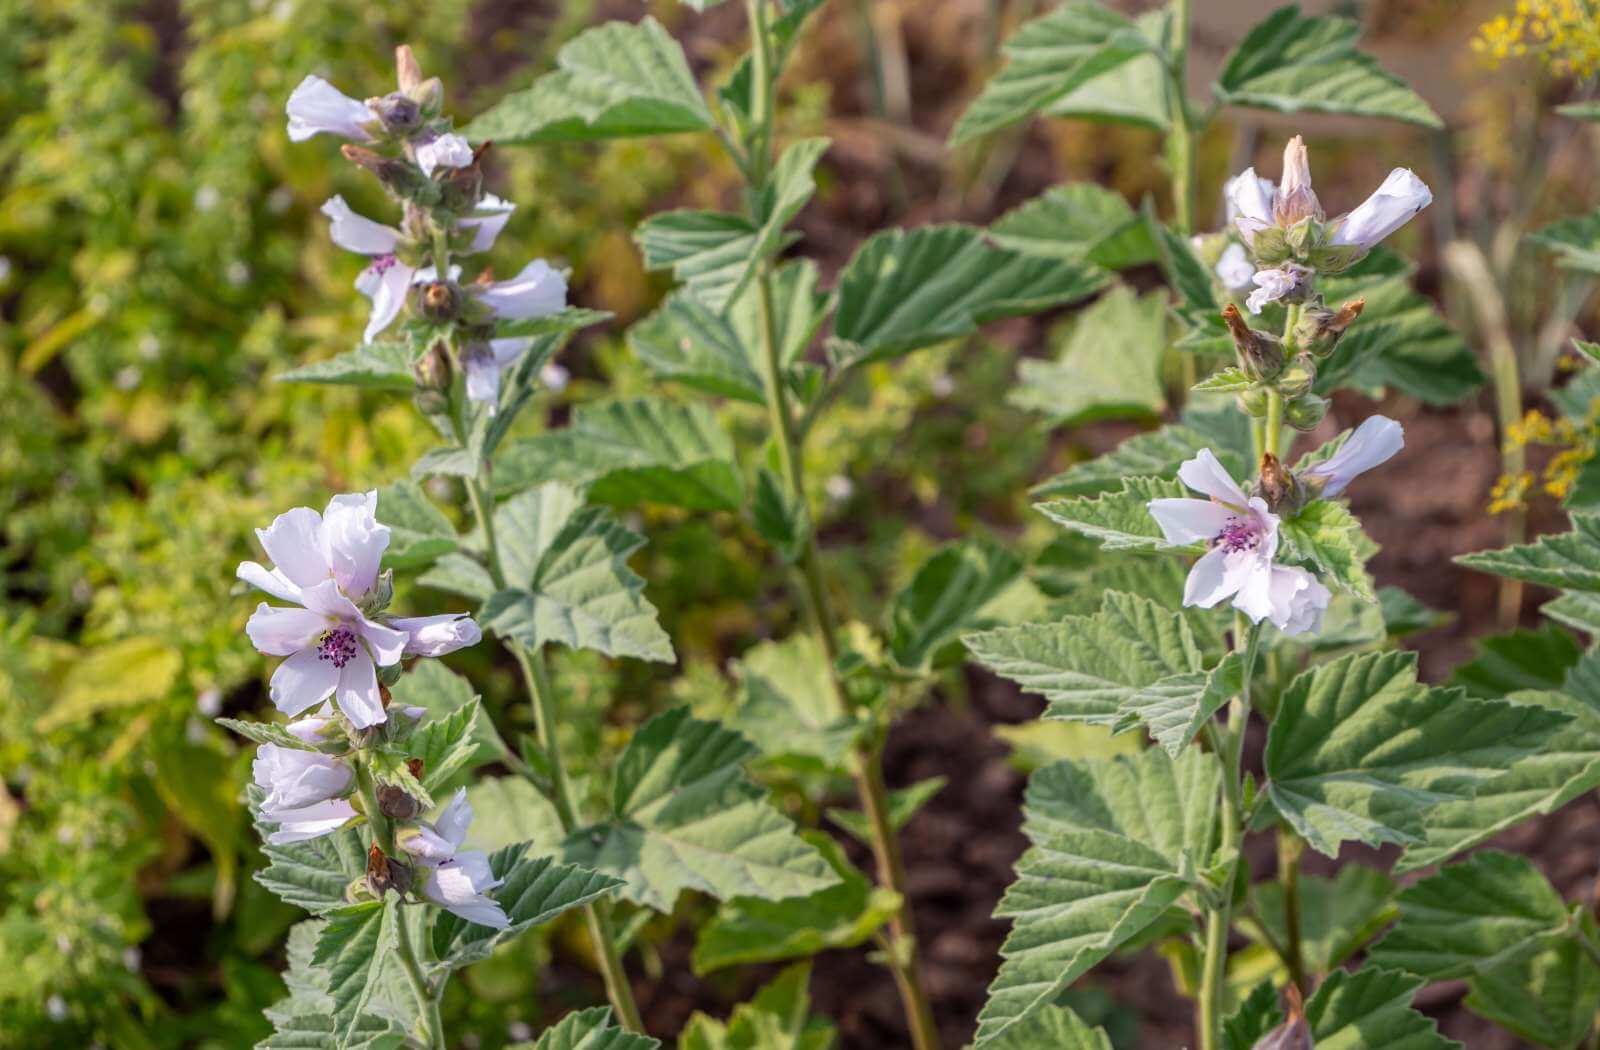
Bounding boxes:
1276 354 1316 398
417 281 459 323
414 341 452 392
1294 298 1364 359
377 784 422 821
1236 387 1269 418
368 92 422 135
1272 137 1324 228
1253 452 1304 515
341 144 432 201
367 844 412 897
1284 393 1329 432
1222 304 1285 382
395 45 423 95
436 143 488 211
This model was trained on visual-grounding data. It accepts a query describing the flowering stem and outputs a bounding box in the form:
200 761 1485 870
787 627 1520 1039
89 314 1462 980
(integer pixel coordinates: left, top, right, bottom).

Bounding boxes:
1197 617 1262 1050
1264 303 1301 459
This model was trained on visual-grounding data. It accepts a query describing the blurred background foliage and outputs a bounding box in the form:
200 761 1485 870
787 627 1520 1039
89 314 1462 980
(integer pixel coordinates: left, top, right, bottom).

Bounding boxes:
5 0 1600 1047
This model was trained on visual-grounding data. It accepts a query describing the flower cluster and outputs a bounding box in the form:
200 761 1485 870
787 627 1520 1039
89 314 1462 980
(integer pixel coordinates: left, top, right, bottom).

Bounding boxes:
288 48 568 406
1491 403 1600 512
1474 0 1600 78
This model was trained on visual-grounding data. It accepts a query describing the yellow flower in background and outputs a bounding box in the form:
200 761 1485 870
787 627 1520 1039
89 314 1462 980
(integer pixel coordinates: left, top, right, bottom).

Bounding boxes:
1474 0 1600 78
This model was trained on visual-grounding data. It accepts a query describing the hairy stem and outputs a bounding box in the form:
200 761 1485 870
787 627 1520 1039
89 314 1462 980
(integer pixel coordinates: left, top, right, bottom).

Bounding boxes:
1166 0 1197 394
1197 619 1262 1050
1278 830 1307 995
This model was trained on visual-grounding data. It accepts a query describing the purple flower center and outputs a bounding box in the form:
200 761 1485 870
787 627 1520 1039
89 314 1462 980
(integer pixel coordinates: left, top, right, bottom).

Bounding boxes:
317 627 360 669
1215 517 1260 554
369 253 398 276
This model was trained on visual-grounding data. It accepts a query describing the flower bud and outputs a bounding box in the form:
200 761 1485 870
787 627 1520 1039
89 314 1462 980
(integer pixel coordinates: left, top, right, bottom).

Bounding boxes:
1294 298 1364 359
395 45 423 95
366 843 412 897
416 281 460 323
1284 393 1329 432
1236 387 1269 417
1272 137 1324 229
414 341 452 391
367 92 423 136
1276 354 1316 398
1253 452 1305 516
340 144 435 203
377 784 422 821
1222 304 1285 382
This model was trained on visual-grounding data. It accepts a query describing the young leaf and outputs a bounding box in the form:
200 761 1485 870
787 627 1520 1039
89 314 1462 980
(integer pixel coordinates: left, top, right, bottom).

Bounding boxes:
277 341 415 390
988 183 1157 268
827 224 1109 369
480 482 674 662
974 748 1217 1045
1458 511 1600 592
729 634 856 773
464 18 713 143
493 398 742 511
522 1006 661 1050
1263 651 1570 857
1302 967 1460 1048
691 830 901 974
431 846 624 967
678 963 836 1050
1035 474 1196 553
1008 286 1169 427
1369 851 1570 982
949 2 1156 145
216 718 318 751
1278 499 1377 601
376 480 457 569
749 468 811 565
965 591 1203 725
826 776 946 846
562 707 838 912
1215 6 1442 128
1192 368 1252 393
889 538 1024 670
406 699 483 794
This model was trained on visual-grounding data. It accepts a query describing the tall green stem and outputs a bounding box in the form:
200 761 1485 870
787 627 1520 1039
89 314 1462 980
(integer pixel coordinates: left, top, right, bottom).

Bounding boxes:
1197 619 1262 1050
1263 303 1301 460
1278 831 1307 995
1166 0 1197 393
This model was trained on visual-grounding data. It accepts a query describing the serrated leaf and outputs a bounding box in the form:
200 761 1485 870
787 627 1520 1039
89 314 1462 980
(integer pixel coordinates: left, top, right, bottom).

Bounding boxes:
259 919 410 1050
826 776 946 846
1035 474 1195 553
988 183 1156 268
729 634 855 773
1120 649 1245 758
1032 423 1248 499
1369 851 1569 982
493 398 741 511
1302 967 1460 1049
377 480 457 569
562 708 837 912
416 553 495 604
1279 499 1376 601
218 718 319 751
313 902 399 1048
984 1004 1113 1050
1463 926 1600 1050
1009 285 1169 426
1244 865 1395 977
1043 9 1174 131
1264 651 1570 857
1215 6 1442 128
949 1 1155 145
405 699 483 794
277 342 414 390
749 468 810 565
692 830 899 974
966 591 1202 726
480 482 673 662
1222 982 1284 1050
1449 624 1582 698
389 660 507 769
252 789 368 913
465 18 712 143
635 138 826 313
827 224 1109 369
523 1006 661 1050
431 846 623 967
1193 367 1253 392
973 748 1216 1045
889 538 1023 670
1458 511 1600 592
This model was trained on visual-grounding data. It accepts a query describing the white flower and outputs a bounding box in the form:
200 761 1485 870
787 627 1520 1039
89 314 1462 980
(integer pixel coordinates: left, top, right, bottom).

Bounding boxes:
253 744 356 844
238 493 407 728
1246 264 1310 315
1265 566 1331 635
400 789 509 929
390 614 482 657
286 703 339 744
1300 415 1405 497
415 132 473 177
321 196 417 343
286 75 376 143
459 195 515 254
1331 168 1433 250
1225 169 1276 241
461 338 536 407
475 259 567 320
1215 242 1256 292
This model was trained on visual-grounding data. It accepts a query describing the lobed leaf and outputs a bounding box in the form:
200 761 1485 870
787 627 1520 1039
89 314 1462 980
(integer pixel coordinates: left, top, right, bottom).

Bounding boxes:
889 538 1024 670
431 846 623 967
1008 285 1169 427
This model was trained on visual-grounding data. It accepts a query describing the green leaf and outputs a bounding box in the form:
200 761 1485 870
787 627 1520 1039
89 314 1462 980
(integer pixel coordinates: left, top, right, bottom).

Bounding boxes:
431 846 623 967
277 342 414 390
1530 208 1600 273
678 963 836 1050
1222 982 1284 1050
217 718 318 751
464 18 712 143
1263 651 1570 857
1032 422 1247 499
480 482 673 662
523 1006 661 1050
729 634 855 773
988 183 1157 268
965 591 1202 726
826 776 946 846
1449 624 1582 698
406 699 483 794
984 1005 1113 1050
376 480 457 570
463 776 565 854
889 538 1023 670
493 398 742 511
1215 6 1442 128
1009 286 1169 426
1120 649 1246 758
1369 851 1570 982
1192 367 1252 393
562 707 838 912
1043 9 1174 131
260 919 411 1050
1464 928 1600 1050
1458 511 1600 592
368 749 434 810
949 1 1155 145
1279 499 1376 601
634 138 827 313
417 553 495 604
313 902 399 1048
1245 865 1395 977
252 789 368 914
38 636 181 730
692 830 900 974
827 224 1109 369
1035 474 1195 554
1303 967 1461 1049
749 468 810 565
974 748 1217 1045
388 661 508 769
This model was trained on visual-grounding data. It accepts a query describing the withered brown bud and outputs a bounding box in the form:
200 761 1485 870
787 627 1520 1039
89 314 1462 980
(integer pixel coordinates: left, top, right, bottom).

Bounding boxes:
1294 297 1365 360
379 683 392 709
417 281 460 323
341 144 430 199
367 843 412 897
414 341 452 392
377 784 422 821
1222 304 1285 382
1253 452 1303 515
395 45 423 95
407 757 424 780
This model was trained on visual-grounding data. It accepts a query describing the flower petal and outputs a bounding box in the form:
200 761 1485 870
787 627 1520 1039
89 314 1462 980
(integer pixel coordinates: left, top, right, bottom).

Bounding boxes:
245 603 330 656
1177 448 1249 506
298 579 364 621
256 506 329 589
477 259 566 320
434 788 473 850
1331 168 1432 250
1183 547 1238 608
390 613 482 657
269 647 339 718
237 560 305 604
361 260 417 343
321 490 389 599
321 195 400 256
415 133 473 177
285 75 374 143
1149 498 1235 546
335 647 386 729
459 195 514 253
1302 415 1404 497
462 349 503 405
1225 168 1276 239
357 616 409 667
264 798 357 844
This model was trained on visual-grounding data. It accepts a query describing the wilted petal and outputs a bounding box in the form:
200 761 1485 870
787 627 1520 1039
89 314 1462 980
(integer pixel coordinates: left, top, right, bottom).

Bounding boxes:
1149 498 1235 546
459 195 514 253
321 491 389 599
1331 168 1432 250
391 613 482 657
415 133 473 177
269 647 340 717
1246 265 1308 315
1177 448 1250 507
335 647 385 729
245 603 330 656
286 75 375 143
1301 415 1405 497
1273 136 1322 226
256 506 330 589
321 195 400 256
477 259 566 320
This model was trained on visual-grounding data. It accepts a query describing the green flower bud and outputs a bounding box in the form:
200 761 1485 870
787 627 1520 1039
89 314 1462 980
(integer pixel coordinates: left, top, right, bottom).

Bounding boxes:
1249 226 1291 267
1252 452 1306 516
1276 354 1317 398
1222 304 1285 382
1294 298 1365 359
1284 393 1329 432
1236 387 1270 418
